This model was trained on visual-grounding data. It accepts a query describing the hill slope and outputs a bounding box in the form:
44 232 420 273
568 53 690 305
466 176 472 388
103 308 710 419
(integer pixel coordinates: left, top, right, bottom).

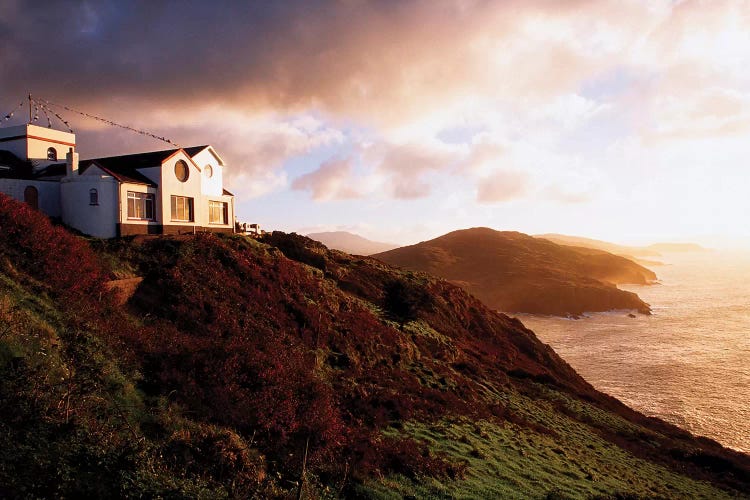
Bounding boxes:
375 228 655 316
1 195 748 498
307 230 398 255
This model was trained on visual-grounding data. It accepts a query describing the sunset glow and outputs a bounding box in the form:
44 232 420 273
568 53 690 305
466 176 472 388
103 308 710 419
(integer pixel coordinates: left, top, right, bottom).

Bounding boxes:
3 0 749 246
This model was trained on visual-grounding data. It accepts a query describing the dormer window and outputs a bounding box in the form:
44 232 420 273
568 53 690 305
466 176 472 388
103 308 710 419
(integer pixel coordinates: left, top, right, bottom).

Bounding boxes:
205 164 213 178
47 147 57 161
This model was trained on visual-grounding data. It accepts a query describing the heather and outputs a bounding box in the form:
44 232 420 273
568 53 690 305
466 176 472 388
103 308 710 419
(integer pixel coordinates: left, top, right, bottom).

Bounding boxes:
1 194 749 498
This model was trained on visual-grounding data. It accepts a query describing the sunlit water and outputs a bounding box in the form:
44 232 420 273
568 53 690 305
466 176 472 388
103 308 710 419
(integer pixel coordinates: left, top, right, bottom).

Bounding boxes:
517 252 750 453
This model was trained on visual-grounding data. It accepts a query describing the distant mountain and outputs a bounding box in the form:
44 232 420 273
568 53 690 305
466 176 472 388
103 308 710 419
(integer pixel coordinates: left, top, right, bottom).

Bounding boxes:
645 242 708 253
374 227 655 316
307 230 399 255
537 234 707 257
535 233 661 257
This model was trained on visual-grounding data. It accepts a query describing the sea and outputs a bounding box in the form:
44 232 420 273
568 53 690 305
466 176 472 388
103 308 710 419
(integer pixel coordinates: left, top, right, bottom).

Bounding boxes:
517 251 750 454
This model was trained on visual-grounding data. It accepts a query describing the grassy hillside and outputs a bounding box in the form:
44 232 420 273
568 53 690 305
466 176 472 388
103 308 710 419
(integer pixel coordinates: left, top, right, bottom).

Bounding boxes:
1 194 748 499
374 228 656 317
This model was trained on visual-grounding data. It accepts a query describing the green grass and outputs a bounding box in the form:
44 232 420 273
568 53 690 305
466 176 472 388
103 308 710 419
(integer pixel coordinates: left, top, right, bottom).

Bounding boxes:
358 412 734 500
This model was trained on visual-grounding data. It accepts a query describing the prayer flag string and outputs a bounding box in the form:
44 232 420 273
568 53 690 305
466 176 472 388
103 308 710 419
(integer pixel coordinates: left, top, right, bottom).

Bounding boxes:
37 102 74 133
40 104 53 128
1 100 24 123
2 96 179 147
39 97 179 147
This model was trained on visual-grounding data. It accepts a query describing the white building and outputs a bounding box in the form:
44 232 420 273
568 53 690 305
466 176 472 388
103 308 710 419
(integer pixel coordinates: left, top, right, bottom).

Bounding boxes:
0 124 235 238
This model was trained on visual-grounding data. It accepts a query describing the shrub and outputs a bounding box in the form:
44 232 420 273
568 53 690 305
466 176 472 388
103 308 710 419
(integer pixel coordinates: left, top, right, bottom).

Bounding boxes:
383 278 429 327
261 231 328 271
0 193 108 301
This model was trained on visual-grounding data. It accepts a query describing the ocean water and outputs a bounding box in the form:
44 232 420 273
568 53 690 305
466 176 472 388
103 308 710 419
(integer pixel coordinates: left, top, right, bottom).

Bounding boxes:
517 252 750 453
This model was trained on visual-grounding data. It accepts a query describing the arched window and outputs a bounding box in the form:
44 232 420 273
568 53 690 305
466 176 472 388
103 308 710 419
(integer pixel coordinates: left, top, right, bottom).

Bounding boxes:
47 147 57 161
89 188 99 206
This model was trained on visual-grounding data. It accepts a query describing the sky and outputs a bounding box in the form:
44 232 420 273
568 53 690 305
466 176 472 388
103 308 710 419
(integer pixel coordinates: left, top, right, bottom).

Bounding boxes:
2 0 750 247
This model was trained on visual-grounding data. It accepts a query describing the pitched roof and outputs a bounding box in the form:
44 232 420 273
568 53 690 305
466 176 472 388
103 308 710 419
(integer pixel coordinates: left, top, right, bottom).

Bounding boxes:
1 145 221 189
36 163 67 178
0 150 64 180
83 148 181 171
79 160 158 187
183 145 209 156
0 150 33 178
80 146 205 187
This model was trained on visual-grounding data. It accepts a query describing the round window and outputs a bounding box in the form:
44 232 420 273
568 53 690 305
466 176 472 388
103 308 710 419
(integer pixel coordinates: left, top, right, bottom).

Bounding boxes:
174 160 189 182
205 164 213 178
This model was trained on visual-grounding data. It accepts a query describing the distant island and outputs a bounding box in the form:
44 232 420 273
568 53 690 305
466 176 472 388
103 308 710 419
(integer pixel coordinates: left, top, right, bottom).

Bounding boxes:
307 230 399 255
536 234 708 264
374 228 655 317
645 242 709 253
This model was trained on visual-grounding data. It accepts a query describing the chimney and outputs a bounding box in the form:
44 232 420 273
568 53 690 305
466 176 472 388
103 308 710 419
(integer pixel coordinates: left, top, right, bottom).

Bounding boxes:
66 148 79 176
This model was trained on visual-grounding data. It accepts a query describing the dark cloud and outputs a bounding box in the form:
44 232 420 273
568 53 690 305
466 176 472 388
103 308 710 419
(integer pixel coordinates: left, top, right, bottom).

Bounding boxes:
3 1 292 107
0 2 421 109
5 0 580 125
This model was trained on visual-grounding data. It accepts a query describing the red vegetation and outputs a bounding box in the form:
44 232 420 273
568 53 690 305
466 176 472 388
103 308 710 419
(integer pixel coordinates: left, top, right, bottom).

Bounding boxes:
0 194 107 301
119 231 589 480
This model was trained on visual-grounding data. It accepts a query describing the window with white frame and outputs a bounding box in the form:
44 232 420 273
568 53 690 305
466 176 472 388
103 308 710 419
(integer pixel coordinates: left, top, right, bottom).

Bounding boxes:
171 195 194 222
208 200 228 224
127 191 154 220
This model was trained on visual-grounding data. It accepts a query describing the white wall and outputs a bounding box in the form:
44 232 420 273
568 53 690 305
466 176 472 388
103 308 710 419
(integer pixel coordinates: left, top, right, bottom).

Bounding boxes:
190 147 234 229
25 124 76 162
192 147 225 197
60 176 119 238
0 178 61 217
0 124 76 166
0 124 30 159
159 151 205 228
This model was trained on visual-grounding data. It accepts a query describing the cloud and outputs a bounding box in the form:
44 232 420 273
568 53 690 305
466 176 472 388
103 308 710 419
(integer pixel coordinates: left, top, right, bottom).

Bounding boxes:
2 1 747 131
231 170 288 200
292 158 362 201
0 1 660 127
363 140 463 199
476 170 529 203
542 185 592 204
655 89 750 139
461 133 507 174
5 0 750 222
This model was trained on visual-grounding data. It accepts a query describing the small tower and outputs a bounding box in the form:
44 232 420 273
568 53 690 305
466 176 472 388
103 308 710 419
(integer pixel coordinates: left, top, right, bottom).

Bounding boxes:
0 123 76 169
